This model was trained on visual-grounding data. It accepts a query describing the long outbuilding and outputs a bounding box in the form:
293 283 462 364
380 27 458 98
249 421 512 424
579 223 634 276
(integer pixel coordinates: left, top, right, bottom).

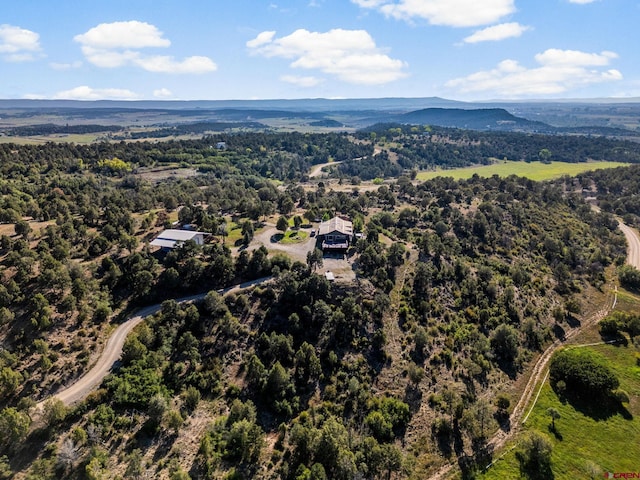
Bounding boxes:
150 229 209 250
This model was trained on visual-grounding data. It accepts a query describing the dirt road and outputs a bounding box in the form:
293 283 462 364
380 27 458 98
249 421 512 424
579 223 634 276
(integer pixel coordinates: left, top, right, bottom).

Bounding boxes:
308 148 378 179
618 220 640 268
36 277 271 408
309 160 342 178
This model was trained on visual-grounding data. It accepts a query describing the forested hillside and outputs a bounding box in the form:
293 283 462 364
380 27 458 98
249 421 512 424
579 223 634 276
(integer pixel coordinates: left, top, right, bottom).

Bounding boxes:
0 128 633 479
578 164 640 226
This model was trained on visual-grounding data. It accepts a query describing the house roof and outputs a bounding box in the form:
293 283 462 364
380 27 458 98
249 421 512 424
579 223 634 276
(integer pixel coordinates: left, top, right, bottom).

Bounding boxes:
318 216 353 236
150 229 207 248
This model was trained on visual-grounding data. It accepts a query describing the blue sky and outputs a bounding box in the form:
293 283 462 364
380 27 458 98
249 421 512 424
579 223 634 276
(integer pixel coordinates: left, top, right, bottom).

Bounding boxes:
1 0 638 101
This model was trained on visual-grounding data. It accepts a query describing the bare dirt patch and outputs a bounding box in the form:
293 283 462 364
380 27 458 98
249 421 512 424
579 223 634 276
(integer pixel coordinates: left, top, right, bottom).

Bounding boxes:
135 167 200 183
319 253 357 283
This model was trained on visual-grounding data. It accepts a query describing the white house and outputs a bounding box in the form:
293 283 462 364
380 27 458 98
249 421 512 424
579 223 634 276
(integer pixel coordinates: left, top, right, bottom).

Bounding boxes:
150 229 208 250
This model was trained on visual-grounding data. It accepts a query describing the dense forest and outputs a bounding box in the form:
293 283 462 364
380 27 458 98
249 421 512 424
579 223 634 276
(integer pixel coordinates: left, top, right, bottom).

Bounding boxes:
0 126 634 479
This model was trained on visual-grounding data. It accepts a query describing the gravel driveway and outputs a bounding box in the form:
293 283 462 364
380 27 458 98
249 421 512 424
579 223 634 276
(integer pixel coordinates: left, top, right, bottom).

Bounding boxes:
251 224 318 262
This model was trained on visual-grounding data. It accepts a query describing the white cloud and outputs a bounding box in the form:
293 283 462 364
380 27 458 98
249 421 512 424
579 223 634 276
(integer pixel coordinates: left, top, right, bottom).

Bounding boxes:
78 47 140 68
74 21 216 74
135 55 217 74
445 49 622 97
534 49 617 66
0 24 41 61
281 75 323 87
50 60 83 70
246 31 276 49
5 53 38 62
247 28 407 85
153 88 173 98
352 0 515 27
352 0 386 7
53 86 139 100
74 21 170 49
568 0 598 3
463 22 531 43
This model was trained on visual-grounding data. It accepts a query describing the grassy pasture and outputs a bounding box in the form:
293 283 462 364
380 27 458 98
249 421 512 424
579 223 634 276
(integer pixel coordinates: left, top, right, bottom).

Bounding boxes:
481 341 640 479
417 160 628 182
274 230 309 244
0 133 104 144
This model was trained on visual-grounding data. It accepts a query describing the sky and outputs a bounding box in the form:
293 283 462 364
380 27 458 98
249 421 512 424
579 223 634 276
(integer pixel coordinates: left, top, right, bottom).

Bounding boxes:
1 0 639 101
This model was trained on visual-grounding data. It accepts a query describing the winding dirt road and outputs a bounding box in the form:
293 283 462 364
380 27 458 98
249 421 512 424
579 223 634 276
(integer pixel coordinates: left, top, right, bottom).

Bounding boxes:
36 277 271 408
308 148 380 178
618 220 640 268
427 218 640 479
309 160 342 178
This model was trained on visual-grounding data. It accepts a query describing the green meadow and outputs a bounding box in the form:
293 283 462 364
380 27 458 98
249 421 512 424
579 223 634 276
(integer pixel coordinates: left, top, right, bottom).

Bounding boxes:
416 160 628 182
276 230 309 244
480 342 640 479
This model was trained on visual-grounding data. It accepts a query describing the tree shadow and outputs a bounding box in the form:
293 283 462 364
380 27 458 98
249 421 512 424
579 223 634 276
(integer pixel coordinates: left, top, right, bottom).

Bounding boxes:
453 425 465 456
494 358 519 380
151 432 179 462
408 349 423 366
548 424 563 441
404 383 423 414
555 389 633 421
517 455 555 480
11 427 52 474
432 427 453 458
270 233 284 243
471 439 494 467
552 323 566 341
598 331 628 346
565 314 581 329
494 411 511 433
461 375 477 399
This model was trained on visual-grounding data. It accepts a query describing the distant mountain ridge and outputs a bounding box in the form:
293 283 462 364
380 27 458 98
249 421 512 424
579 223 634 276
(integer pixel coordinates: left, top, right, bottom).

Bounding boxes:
396 107 552 132
0 96 467 112
1 97 638 136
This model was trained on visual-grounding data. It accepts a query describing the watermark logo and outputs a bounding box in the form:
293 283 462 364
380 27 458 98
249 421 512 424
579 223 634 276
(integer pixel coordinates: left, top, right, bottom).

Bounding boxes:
604 473 640 479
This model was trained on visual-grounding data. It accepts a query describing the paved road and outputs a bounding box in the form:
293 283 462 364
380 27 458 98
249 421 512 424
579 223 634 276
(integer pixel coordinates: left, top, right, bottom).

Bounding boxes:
37 277 271 408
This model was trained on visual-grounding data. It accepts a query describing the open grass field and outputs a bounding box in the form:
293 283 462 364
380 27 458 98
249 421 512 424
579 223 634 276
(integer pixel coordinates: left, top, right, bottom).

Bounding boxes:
480 341 640 479
416 160 628 182
0 133 105 144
